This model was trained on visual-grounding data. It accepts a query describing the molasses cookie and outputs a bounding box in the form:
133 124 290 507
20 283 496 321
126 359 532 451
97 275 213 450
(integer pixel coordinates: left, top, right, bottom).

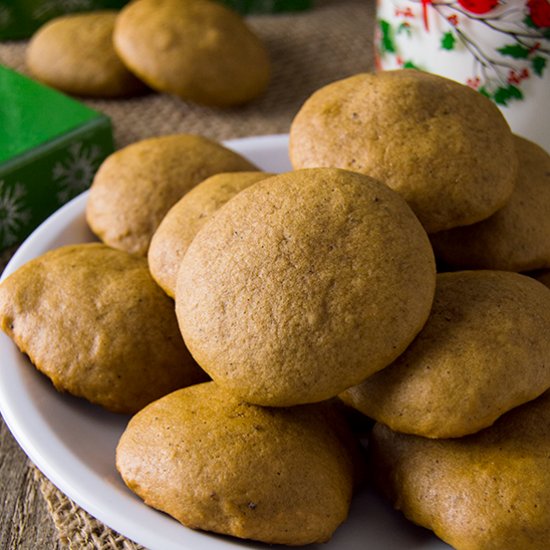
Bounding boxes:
114 0 270 106
86 134 256 256
431 136 550 271
116 382 355 545
149 171 272 297
176 168 436 406
289 70 518 233
27 11 145 97
341 271 550 438
0 243 207 413
370 390 550 549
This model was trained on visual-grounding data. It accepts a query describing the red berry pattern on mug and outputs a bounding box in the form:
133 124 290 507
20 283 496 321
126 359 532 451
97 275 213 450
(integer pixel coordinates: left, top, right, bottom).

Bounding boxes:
376 0 549 106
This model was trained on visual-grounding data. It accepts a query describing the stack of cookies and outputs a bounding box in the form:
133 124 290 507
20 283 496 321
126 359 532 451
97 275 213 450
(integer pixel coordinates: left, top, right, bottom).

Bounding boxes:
1 69 550 548
26 0 270 106
289 69 550 549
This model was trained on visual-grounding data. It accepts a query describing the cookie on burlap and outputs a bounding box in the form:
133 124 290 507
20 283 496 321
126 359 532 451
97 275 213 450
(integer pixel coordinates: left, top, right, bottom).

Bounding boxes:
113 0 270 106
0 243 207 414
26 11 145 97
341 271 550 438
116 382 356 545
431 136 550 271
176 168 436 406
289 70 518 233
149 171 272 297
86 134 256 256
370 390 550 550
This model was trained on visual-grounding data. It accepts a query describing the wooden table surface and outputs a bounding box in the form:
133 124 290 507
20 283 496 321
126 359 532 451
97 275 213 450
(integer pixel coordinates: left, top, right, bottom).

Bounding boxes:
0 421 61 549
0 248 61 549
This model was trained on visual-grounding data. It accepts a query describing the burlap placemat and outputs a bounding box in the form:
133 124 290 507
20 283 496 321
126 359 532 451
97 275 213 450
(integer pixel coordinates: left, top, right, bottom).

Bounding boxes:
1 0 376 547
1 0 375 147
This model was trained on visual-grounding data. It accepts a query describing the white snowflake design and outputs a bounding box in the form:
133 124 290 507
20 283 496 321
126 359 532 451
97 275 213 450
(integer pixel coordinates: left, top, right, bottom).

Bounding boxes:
0 180 32 248
52 142 102 205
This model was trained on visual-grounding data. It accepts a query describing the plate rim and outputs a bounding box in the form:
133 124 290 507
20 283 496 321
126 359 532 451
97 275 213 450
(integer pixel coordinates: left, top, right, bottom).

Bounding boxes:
0 132 447 550
0 133 291 550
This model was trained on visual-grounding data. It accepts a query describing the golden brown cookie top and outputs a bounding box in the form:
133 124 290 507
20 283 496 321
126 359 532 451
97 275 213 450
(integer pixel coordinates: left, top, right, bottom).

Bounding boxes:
149 171 272 297
431 135 550 271
26 11 145 97
116 381 355 545
370 391 550 550
341 270 550 438
113 0 270 106
0 243 207 413
176 167 436 406
86 134 257 256
289 70 518 233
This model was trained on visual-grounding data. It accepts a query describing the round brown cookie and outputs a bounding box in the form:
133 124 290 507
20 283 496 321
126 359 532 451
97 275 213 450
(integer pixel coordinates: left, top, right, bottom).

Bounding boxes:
176 168 436 406
116 382 355 545
86 134 257 256
431 136 550 271
149 171 272 298
113 0 270 106
26 11 146 97
370 390 550 550
0 243 207 414
289 70 518 233
340 270 550 439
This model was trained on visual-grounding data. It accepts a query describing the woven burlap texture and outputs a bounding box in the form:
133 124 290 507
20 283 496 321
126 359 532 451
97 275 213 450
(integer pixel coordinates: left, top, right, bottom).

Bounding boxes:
2 0 375 547
1 0 375 147
35 470 144 550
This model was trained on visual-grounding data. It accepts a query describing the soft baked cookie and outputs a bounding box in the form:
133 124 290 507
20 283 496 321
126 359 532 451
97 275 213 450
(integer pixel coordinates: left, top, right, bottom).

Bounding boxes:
86 134 256 256
370 390 550 550
340 271 550 438
149 171 272 297
289 70 518 233
113 0 270 106
176 168 436 406
0 243 207 414
116 382 356 545
26 11 145 97
431 136 550 271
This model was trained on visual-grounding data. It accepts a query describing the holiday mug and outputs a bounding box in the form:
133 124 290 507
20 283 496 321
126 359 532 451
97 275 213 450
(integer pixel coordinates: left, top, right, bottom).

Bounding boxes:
375 0 550 150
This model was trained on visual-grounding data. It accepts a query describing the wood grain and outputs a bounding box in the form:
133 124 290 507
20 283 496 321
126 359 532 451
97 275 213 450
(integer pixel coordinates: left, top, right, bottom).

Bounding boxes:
1 247 59 548
0 419 61 549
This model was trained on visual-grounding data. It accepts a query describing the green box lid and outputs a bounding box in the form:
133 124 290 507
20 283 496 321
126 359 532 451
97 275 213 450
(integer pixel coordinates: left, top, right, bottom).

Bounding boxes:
0 65 114 251
0 65 105 164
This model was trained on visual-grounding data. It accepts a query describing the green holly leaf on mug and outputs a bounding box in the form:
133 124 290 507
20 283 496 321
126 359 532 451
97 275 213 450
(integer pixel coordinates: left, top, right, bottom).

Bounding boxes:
397 22 412 36
532 56 546 77
524 15 537 27
494 84 523 105
440 32 456 51
478 86 491 99
379 20 396 53
497 44 530 59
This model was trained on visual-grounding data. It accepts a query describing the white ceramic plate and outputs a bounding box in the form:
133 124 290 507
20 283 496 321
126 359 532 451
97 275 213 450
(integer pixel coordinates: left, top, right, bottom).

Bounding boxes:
0 134 450 550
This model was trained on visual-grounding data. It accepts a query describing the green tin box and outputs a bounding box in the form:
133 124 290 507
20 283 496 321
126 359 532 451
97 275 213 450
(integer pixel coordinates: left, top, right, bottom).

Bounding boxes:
0 66 114 251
